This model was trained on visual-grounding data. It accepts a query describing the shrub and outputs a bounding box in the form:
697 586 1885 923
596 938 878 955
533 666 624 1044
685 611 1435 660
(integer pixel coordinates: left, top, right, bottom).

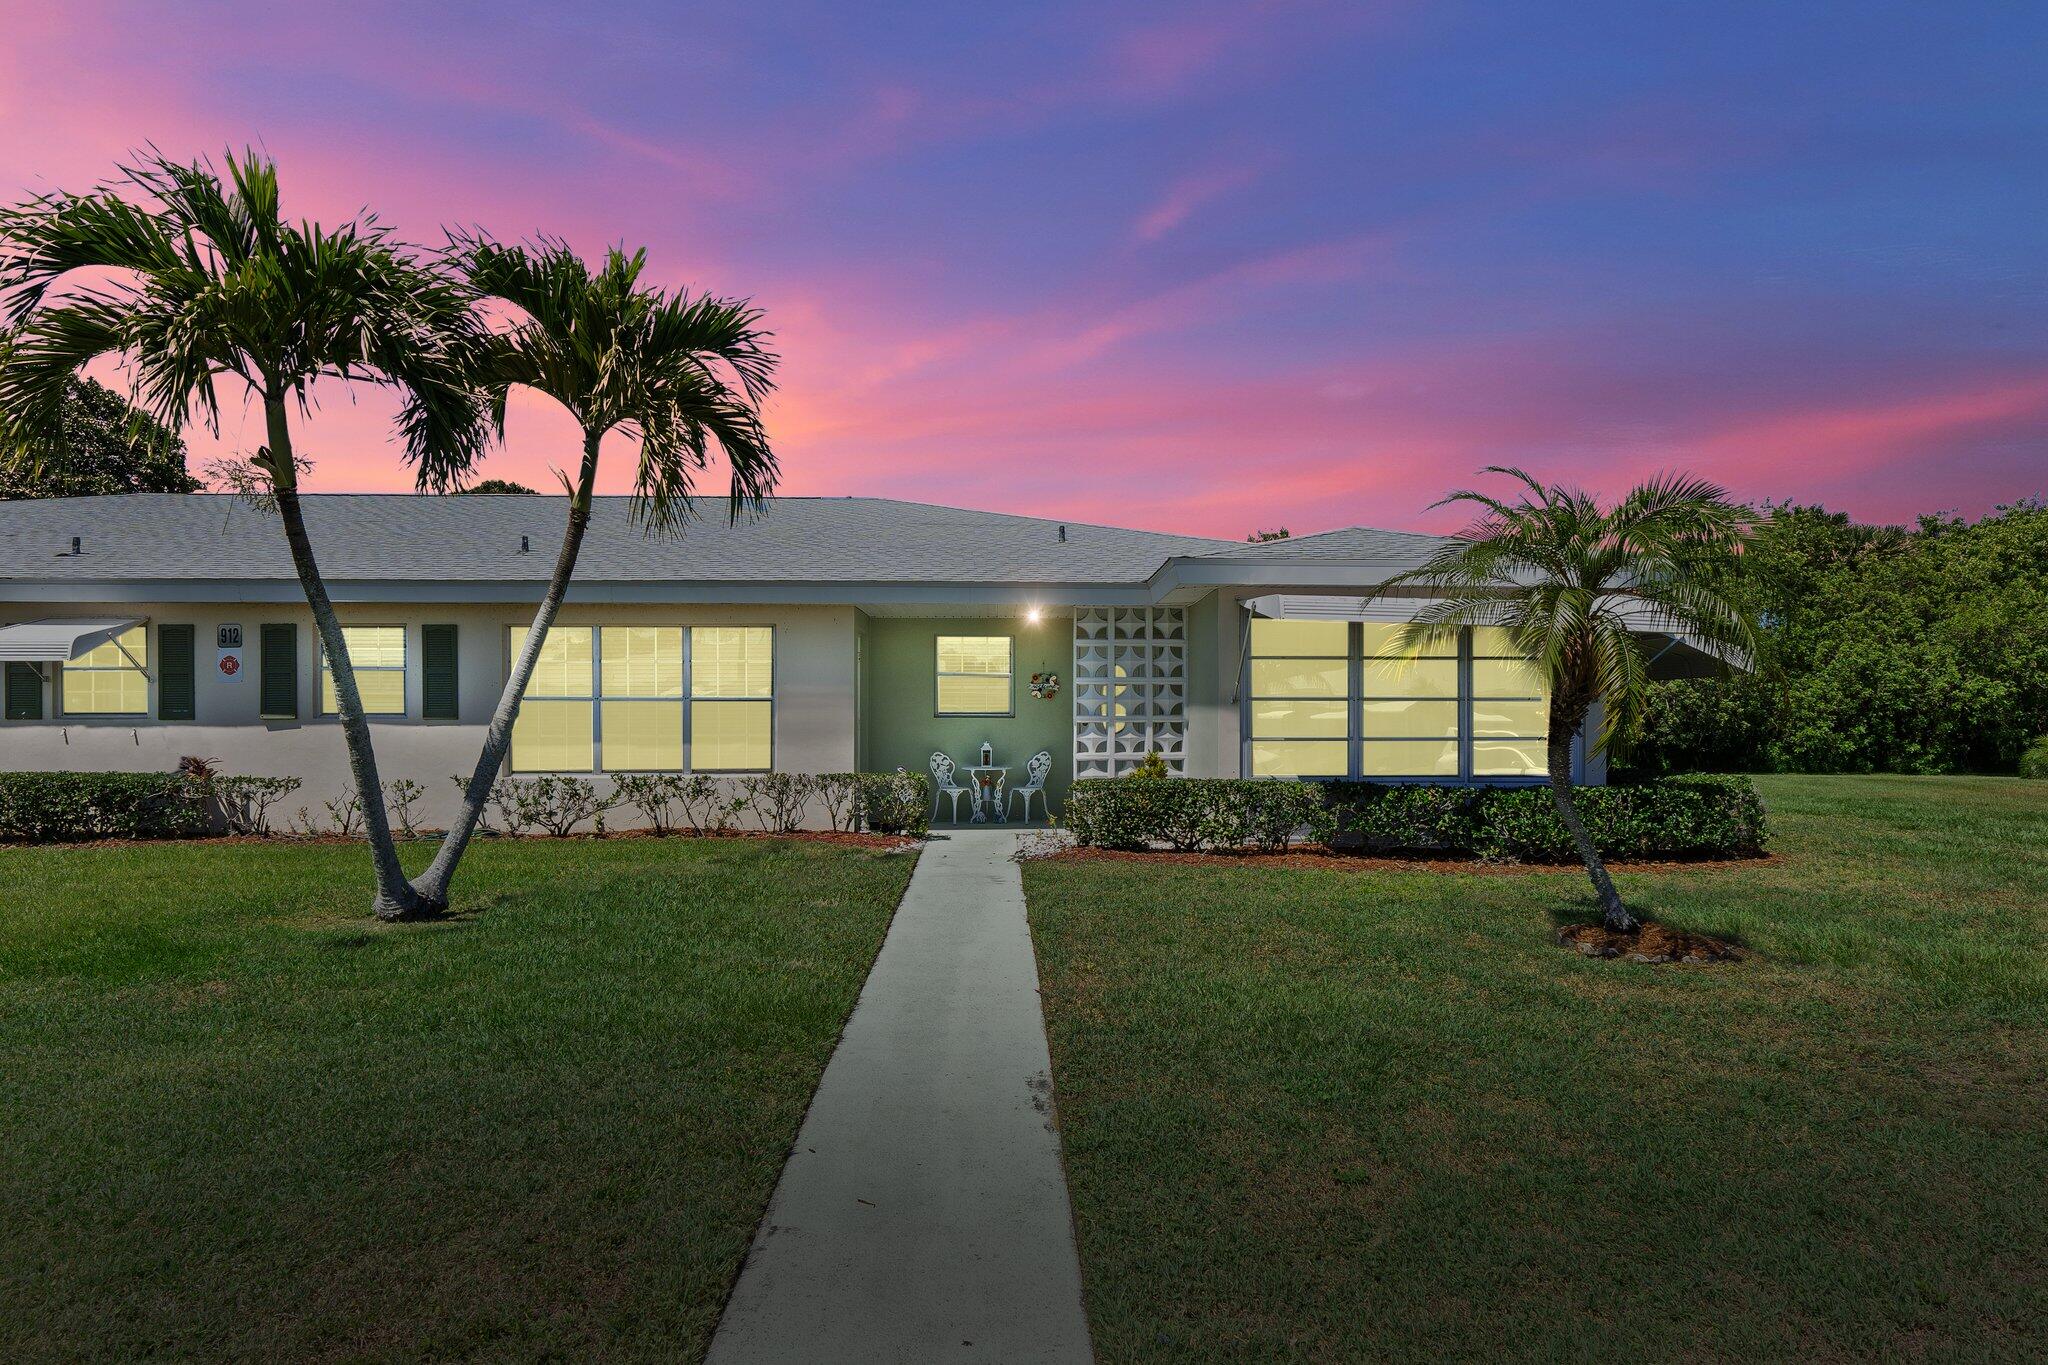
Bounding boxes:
743 772 817 833
814 773 861 831
2020 736 2048 780
211 775 302 835
856 772 931 837
383 778 426 839
1064 775 1767 862
487 775 618 837
0 771 213 842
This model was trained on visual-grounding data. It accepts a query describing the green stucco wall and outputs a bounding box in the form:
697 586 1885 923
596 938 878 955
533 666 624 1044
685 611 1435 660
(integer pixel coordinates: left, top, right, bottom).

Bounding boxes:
858 611 1074 821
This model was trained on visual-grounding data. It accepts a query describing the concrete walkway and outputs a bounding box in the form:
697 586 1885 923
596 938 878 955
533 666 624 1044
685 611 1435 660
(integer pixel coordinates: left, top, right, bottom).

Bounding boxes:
708 829 1093 1365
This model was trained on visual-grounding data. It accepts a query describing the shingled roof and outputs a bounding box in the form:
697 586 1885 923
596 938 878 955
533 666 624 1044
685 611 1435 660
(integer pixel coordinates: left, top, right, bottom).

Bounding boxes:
0 494 1242 586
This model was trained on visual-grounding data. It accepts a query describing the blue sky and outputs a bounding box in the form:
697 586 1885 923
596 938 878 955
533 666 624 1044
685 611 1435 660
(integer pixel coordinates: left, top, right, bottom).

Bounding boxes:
3 0 2043 532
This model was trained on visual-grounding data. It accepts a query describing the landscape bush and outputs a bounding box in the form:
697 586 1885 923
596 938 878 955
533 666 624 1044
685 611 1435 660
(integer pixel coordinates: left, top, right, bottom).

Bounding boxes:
2019 736 2048 781
0 768 934 844
855 772 931 837
1063 774 1767 862
0 771 212 842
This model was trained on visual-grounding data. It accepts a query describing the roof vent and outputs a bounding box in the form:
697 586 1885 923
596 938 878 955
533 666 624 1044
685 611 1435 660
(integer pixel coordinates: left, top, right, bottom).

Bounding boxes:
1057 525 1066 543
520 535 530 553
67 536 81 556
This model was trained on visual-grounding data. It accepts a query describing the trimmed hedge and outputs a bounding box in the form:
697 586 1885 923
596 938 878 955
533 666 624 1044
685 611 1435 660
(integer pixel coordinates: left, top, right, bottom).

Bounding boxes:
856 771 932 837
0 771 213 843
1063 774 1767 862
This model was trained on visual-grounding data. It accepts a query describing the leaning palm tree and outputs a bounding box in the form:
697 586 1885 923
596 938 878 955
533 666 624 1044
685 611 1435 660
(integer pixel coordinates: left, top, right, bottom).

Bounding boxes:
0 150 492 920
1379 468 1755 933
406 239 777 909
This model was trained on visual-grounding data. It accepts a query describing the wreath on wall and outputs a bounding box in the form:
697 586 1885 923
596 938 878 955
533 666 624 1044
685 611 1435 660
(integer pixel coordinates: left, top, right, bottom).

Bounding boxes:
1029 671 1061 700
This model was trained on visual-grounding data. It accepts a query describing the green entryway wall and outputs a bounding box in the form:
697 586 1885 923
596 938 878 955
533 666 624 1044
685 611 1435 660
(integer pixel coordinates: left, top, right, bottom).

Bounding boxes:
857 611 1075 821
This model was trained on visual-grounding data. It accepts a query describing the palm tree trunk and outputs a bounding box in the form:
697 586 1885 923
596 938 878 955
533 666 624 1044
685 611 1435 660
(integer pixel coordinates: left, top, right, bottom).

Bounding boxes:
262 397 428 921
1547 727 1635 933
410 429 603 906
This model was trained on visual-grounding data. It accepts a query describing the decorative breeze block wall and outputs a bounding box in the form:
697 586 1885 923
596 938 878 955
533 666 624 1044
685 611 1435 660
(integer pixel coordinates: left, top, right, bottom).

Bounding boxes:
1072 607 1187 778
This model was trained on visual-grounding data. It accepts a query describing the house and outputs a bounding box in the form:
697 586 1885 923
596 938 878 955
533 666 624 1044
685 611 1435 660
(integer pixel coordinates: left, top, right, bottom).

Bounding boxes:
0 493 1717 824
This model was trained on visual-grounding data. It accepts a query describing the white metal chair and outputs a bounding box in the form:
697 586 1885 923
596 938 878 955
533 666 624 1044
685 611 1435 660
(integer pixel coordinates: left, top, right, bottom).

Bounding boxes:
1008 749 1054 822
930 752 977 823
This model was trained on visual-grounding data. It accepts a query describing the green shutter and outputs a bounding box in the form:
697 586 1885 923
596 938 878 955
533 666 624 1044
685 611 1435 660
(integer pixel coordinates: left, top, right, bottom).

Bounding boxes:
3 663 42 720
260 623 298 718
158 624 196 720
422 624 459 719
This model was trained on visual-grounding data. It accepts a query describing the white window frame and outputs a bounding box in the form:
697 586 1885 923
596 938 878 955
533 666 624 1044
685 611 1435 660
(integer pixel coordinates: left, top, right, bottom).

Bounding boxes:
319 624 408 717
687 625 777 773
58 625 151 718
505 624 777 774
934 633 1015 718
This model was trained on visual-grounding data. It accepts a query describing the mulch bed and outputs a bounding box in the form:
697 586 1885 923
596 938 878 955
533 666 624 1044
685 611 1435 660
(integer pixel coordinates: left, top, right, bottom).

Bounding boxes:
1555 921 1745 964
3 829 922 852
1044 846 1777 877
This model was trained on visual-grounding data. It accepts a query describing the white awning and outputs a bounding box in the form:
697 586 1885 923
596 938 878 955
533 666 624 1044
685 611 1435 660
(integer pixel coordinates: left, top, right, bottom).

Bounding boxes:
0 617 146 663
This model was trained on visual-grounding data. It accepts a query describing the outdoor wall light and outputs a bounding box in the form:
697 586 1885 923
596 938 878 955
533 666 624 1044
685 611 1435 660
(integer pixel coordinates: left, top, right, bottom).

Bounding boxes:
1025 607 1043 624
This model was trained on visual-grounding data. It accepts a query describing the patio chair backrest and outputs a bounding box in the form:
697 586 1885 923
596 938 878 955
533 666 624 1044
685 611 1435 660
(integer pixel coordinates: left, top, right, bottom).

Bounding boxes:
1025 749 1053 788
930 751 959 789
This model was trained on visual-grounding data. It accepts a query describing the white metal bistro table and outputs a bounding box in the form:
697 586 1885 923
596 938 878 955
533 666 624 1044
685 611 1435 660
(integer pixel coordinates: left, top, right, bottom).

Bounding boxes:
965 764 1008 822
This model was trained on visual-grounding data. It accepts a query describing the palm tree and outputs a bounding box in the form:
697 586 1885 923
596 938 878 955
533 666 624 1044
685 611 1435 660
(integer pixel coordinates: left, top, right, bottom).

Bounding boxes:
406 239 777 909
0 150 492 920
1380 468 1755 933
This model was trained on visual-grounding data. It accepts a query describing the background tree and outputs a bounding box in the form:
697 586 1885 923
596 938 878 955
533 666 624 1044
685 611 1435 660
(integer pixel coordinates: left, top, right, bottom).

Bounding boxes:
0 150 492 919
1380 468 1755 933
454 477 537 494
1624 500 2048 776
408 238 776 908
0 373 197 497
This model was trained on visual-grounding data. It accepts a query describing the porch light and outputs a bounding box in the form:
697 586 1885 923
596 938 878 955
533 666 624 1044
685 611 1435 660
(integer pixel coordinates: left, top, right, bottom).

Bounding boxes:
1025 607 1042 624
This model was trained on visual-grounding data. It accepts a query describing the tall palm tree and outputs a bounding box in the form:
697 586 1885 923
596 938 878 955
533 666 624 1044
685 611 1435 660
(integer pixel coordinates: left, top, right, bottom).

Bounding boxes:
0 150 492 920
1380 468 1755 932
407 239 777 908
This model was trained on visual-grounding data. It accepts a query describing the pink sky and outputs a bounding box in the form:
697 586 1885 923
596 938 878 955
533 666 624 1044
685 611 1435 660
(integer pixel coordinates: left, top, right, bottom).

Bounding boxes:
3 1 2043 535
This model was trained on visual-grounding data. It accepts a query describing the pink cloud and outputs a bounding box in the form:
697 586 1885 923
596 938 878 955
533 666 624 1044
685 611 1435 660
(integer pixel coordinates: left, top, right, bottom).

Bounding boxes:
1132 161 1263 242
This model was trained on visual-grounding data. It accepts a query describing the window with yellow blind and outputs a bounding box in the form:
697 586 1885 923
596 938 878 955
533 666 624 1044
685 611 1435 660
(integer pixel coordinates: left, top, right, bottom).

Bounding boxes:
1241 617 1555 781
690 626 774 770
1246 618 1349 777
1470 627 1550 776
510 625 595 772
935 635 1013 716
600 626 684 770
60 626 148 715
320 626 407 716
1359 623 1461 778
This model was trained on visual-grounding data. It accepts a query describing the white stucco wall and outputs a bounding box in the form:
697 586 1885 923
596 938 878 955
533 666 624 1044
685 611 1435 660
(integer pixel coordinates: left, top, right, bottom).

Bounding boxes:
0 601 860 827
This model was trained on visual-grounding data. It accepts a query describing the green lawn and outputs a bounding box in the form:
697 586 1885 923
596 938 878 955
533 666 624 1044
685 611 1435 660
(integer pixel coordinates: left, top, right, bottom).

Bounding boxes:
1024 775 2047 1362
0 836 915 1363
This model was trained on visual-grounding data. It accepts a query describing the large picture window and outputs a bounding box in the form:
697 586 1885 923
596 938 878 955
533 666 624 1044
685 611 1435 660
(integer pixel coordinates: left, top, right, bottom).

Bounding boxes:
1246 619 1348 777
60 626 148 716
510 625 595 773
321 626 407 716
1470 627 1550 776
1243 619 1551 781
691 626 773 770
1360 624 1460 778
508 624 773 773
935 635 1013 716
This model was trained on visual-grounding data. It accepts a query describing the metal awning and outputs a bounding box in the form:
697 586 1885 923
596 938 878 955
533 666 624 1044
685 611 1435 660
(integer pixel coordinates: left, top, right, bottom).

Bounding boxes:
0 617 146 663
